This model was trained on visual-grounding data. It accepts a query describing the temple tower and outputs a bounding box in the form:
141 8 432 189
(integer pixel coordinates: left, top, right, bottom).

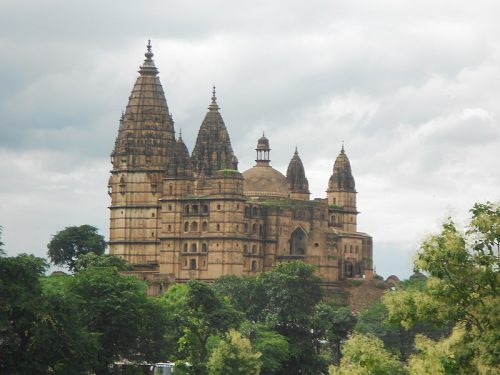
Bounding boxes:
191 87 238 177
286 147 310 201
327 145 358 232
108 41 176 265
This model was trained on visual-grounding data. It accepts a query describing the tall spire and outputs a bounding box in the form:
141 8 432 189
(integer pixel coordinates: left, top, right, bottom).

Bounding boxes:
286 147 310 198
328 145 355 192
111 41 175 169
191 87 236 176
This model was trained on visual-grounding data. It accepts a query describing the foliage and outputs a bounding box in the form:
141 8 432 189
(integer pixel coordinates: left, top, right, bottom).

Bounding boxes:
215 261 326 374
69 267 168 374
240 322 289 374
0 255 97 374
74 252 131 272
207 329 261 375
47 225 107 272
383 202 500 372
314 302 357 365
328 333 408 375
163 280 242 375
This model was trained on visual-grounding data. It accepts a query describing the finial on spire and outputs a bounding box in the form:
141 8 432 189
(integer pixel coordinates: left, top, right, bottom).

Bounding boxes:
178 128 183 141
341 141 345 154
144 40 154 59
208 85 220 111
294 146 298 154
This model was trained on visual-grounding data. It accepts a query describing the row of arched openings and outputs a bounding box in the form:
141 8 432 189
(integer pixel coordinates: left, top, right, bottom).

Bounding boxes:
183 243 208 253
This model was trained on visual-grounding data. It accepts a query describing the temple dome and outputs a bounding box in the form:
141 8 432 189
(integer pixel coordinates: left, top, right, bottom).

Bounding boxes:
242 164 289 199
242 135 289 199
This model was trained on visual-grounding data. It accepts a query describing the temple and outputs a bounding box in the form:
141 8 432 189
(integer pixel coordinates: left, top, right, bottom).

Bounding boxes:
108 42 374 294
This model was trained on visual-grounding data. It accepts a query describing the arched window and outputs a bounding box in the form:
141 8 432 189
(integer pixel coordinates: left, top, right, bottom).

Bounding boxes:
203 205 209 214
169 185 173 195
331 215 336 224
191 222 198 231
245 207 250 217
344 262 353 277
190 259 196 270
252 206 258 216
251 245 257 254
251 260 257 272
290 227 307 255
202 221 208 231
185 205 190 214
252 223 257 233
350 245 353 253
243 244 248 254
218 182 222 193
192 205 199 214
216 224 221 231
201 243 208 252
355 245 359 254
259 225 262 234
191 243 197 253
184 222 189 232
244 223 248 232
183 243 188 253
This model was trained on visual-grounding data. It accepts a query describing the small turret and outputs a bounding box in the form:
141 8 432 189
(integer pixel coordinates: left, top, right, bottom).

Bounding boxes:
286 147 310 201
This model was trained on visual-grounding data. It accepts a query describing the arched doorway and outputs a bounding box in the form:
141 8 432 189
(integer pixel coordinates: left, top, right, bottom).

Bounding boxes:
290 227 307 255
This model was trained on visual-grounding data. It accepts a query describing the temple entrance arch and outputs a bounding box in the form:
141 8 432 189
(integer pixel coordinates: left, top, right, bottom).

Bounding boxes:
290 227 307 255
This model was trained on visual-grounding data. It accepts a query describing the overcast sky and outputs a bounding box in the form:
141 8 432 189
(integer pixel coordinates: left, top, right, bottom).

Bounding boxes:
1 0 499 278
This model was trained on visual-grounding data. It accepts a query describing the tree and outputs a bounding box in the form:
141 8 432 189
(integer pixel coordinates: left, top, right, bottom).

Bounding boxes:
315 302 357 365
213 261 326 374
207 329 261 375
69 267 168 375
74 252 131 272
0 255 98 374
0 254 48 373
47 225 107 272
383 202 500 373
240 322 289 375
328 333 408 375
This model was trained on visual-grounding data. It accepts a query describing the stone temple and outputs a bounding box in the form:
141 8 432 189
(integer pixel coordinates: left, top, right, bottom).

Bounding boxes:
108 42 374 295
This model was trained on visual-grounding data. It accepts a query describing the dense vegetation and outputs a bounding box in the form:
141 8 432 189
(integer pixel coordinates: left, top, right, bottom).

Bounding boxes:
0 202 498 374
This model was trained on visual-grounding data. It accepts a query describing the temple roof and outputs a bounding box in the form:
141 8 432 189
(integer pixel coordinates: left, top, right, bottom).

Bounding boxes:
243 136 289 199
191 87 237 176
112 41 176 168
328 145 356 192
286 147 310 193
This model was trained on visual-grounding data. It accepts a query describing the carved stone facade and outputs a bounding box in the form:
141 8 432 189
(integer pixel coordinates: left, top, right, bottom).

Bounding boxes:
108 43 374 295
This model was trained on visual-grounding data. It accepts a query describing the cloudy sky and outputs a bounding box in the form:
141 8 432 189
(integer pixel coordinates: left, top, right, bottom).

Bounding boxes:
1 0 499 278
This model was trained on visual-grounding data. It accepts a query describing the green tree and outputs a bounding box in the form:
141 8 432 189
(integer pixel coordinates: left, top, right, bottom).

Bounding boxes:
328 333 408 375
0 254 48 373
69 267 168 375
74 252 131 272
47 225 107 272
0 255 98 374
383 202 500 373
207 329 261 375
164 280 242 375
240 322 289 375
213 261 326 374
315 302 357 365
